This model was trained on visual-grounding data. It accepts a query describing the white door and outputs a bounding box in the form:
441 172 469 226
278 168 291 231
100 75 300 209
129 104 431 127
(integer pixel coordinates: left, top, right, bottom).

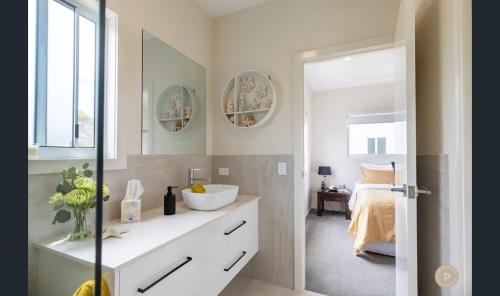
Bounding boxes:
392 0 420 295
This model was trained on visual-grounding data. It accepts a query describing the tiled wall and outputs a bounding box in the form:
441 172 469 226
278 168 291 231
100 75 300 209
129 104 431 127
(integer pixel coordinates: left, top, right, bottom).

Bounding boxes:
417 154 450 296
103 155 211 222
212 155 295 289
27 154 211 295
28 154 293 293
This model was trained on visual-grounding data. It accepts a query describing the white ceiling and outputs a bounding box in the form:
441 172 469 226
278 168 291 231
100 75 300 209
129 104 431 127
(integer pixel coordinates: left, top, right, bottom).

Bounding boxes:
195 0 270 18
304 48 396 92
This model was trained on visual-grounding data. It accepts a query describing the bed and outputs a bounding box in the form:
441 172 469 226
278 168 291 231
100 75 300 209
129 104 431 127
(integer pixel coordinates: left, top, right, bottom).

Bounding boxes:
347 181 396 257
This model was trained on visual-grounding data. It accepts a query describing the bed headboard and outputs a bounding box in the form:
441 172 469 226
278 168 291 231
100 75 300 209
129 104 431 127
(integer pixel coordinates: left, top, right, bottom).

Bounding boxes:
391 161 396 185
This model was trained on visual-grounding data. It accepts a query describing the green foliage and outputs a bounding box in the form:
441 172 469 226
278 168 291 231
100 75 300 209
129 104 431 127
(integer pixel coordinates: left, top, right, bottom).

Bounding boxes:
49 163 110 225
52 209 71 225
52 200 65 211
78 111 93 121
66 167 77 180
56 182 72 195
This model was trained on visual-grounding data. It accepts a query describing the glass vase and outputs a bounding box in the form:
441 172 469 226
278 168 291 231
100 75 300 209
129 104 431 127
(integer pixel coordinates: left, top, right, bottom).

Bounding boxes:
69 209 91 241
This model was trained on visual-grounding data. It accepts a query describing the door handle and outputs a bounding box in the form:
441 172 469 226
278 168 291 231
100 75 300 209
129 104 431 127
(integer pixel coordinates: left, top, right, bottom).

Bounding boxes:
224 221 247 235
391 186 406 193
224 251 247 272
391 185 431 199
416 186 432 196
137 257 192 293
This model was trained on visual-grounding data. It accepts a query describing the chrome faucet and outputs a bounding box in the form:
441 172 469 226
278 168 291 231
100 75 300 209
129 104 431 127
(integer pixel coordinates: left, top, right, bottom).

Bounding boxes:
187 168 211 186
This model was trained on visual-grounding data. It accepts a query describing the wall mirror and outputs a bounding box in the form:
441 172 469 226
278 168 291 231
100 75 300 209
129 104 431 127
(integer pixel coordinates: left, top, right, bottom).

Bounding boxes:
142 30 206 155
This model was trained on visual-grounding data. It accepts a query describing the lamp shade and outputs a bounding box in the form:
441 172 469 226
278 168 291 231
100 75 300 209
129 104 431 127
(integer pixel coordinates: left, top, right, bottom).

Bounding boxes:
318 166 332 176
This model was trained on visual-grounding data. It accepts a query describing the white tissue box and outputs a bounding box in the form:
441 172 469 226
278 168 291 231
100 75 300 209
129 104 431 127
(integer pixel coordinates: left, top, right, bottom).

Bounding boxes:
121 199 141 223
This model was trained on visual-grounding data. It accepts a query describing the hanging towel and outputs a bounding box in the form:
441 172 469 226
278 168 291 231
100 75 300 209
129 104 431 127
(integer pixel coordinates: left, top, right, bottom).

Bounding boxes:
72 279 110 296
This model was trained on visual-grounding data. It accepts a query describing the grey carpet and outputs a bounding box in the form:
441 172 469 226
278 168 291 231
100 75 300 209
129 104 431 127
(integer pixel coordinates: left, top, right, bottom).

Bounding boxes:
306 211 395 296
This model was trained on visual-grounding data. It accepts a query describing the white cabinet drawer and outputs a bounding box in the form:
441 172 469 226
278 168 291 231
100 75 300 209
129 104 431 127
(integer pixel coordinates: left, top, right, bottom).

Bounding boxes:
197 200 259 295
119 233 198 296
222 200 257 253
222 201 258 280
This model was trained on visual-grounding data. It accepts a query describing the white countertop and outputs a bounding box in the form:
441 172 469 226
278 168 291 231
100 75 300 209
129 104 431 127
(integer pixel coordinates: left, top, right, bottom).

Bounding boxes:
34 194 259 270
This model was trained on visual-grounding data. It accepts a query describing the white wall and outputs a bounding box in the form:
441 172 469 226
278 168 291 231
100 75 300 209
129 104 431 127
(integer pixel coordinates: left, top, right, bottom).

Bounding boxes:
103 0 401 158
106 0 213 163
303 84 312 215
309 83 399 210
212 0 400 155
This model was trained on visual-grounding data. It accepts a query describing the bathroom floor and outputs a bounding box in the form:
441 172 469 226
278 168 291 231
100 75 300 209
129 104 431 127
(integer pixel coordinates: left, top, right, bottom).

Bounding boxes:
305 212 395 296
220 276 325 296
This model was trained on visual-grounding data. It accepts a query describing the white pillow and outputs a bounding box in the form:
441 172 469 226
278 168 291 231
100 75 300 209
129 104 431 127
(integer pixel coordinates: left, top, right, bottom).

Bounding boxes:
360 162 393 171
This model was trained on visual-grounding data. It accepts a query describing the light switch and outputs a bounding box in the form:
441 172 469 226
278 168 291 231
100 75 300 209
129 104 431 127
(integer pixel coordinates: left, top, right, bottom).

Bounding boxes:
219 168 229 176
278 162 287 176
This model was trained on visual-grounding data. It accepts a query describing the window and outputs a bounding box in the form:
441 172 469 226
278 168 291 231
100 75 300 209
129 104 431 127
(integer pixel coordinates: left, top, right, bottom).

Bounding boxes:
367 137 386 154
347 112 406 156
29 0 117 159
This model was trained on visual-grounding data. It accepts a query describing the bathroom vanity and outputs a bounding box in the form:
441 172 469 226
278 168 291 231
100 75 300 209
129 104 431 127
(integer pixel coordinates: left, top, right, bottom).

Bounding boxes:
34 195 259 296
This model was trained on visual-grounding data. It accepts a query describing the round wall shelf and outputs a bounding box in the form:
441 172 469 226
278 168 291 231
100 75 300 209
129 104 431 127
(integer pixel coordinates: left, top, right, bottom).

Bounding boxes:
221 69 277 128
156 85 197 134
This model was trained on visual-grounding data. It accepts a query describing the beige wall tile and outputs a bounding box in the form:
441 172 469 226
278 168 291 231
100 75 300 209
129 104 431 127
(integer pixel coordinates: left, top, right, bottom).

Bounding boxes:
104 155 212 222
212 155 294 289
29 154 294 292
417 154 450 296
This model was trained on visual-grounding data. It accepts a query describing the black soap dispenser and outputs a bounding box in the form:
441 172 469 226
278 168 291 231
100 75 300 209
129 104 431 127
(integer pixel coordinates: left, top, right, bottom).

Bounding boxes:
164 186 178 215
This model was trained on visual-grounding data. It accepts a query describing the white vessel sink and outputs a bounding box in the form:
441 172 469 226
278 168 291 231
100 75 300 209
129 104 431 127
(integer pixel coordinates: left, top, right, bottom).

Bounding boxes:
181 184 239 211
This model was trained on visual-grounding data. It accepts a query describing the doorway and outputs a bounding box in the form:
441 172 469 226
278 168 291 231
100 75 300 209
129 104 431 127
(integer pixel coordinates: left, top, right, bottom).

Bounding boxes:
304 46 400 295
293 1 471 294
293 36 398 292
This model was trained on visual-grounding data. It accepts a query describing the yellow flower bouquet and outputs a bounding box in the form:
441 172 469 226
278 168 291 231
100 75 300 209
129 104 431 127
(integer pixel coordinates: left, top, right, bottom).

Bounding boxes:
49 163 110 241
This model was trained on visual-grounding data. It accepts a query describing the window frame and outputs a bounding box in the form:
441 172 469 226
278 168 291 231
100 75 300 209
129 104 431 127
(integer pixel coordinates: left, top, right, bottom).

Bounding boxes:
376 137 386 154
346 112 406 158
34 0 99 159
367 137 388 155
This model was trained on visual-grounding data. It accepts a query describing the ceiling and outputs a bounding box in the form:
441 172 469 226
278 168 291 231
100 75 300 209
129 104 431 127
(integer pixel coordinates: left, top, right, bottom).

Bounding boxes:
304 48 396 92
195 0 270 18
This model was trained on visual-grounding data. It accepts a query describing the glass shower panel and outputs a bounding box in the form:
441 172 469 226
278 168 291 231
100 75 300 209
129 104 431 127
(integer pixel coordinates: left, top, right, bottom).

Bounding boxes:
28 0 104 295
77 15 96 148
46 0 75 147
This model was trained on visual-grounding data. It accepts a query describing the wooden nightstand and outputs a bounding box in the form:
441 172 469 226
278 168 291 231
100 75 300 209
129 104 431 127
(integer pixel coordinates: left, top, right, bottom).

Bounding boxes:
317 190 351 219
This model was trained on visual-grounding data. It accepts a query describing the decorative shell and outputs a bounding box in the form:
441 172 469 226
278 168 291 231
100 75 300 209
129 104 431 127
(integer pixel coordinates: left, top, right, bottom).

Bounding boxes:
255 85 268 99
220 70 276 129
238 93 245 112
226 99 234 113
174 121 182 132
240 76 256 93
241 115 256 127
185 106 192 118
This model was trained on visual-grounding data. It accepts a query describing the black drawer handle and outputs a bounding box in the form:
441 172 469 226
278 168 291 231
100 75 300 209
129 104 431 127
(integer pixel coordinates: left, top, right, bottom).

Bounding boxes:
224 220 247 235
224 251 247 272
137 256 192 293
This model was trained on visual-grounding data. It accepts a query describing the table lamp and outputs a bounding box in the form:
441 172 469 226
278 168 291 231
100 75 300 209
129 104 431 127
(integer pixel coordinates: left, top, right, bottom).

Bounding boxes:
318 166 332 191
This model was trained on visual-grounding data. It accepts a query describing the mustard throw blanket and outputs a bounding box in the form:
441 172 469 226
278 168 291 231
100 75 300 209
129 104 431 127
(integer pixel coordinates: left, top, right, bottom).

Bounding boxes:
348 188 395 255
72 279 110 296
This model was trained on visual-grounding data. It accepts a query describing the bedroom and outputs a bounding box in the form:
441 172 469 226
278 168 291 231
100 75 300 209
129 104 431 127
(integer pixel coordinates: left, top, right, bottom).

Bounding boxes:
304 47 402 296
